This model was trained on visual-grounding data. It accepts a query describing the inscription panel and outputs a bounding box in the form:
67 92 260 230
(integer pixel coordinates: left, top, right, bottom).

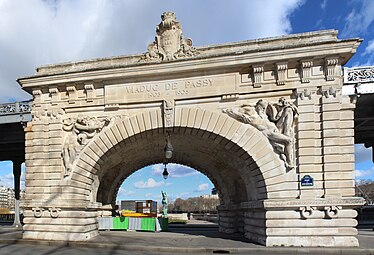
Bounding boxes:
105 74 236 104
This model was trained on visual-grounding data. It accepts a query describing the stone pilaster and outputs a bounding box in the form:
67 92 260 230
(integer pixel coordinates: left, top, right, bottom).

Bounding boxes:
320 86 356 198
295 88 324 198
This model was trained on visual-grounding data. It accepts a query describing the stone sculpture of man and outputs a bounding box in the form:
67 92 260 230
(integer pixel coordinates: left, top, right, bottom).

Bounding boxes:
224 99 296 169
272 97 298 137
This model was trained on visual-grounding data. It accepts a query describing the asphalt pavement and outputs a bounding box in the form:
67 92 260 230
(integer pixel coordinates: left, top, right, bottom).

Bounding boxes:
1 221 374 254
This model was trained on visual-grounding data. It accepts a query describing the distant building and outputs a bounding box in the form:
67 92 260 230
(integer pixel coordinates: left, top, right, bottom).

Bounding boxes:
0 188 7 209
0 186 25 211
200 194 219 199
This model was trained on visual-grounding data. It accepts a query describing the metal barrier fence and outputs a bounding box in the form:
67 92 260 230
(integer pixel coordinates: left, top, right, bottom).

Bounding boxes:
0 214 14 221
0 101 32 115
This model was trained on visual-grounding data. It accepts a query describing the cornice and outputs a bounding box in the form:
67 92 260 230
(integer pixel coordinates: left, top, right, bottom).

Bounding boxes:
18 36 361 91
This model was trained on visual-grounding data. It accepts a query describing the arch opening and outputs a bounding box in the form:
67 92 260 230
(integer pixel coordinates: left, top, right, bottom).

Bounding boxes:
69 110 287 241
93 127 256 214
114 163 220 214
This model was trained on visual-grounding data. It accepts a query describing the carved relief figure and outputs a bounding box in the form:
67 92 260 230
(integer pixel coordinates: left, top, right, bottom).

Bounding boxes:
271 97 298 137
140 12 199 62
163 99 174 129
62 115 109 177
224 98 298 170
62 118 78 177
74 115 109 145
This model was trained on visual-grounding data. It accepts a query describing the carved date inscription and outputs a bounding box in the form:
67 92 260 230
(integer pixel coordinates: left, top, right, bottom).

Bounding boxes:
105 75 233 104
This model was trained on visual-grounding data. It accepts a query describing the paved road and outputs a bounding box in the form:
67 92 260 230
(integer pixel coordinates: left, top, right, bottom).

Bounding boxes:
1 222 374 254
0 243 189 255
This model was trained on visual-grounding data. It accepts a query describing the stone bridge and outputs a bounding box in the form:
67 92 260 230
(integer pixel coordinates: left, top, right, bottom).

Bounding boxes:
7 12 372 246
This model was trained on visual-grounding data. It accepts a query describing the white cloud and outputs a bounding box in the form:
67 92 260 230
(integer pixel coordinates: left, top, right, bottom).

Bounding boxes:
364 40 374 55
134 178 164 189
0 0 303 103
360 40 374 66
355 168 374 179
195 183 209 192
152 163 199 178
342 0 374 37
355 144 373 163
117 188 135 196
320 0 327 10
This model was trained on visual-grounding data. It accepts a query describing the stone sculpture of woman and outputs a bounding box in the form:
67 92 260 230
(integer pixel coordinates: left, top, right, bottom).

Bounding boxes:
161 191 168 218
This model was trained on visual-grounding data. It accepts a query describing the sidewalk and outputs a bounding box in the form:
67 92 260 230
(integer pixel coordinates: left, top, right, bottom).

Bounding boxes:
1 222 374 254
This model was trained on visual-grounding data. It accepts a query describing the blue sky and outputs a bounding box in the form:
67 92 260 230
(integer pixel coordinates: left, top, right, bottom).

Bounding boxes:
0 0 374 202
117 164 214 202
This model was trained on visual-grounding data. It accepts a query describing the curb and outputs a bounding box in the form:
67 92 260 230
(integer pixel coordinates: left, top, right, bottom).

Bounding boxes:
1 238 374 254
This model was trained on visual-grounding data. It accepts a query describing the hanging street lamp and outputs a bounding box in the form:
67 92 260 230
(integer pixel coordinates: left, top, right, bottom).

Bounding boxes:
162 162 169 180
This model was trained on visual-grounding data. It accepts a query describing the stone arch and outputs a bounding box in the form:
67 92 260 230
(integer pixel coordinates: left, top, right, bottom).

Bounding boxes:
69 108 290 209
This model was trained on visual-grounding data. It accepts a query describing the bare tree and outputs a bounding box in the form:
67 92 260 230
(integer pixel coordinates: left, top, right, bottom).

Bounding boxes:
169 196 219 213
356 179 374 205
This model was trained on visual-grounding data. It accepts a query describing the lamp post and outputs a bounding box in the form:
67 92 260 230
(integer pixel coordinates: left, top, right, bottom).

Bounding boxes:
164 134 173 159
162 133 173 180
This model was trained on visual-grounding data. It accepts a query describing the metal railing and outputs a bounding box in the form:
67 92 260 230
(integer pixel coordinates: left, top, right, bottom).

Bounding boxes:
343 66 374 95
344 66 374 84
0 101 32 116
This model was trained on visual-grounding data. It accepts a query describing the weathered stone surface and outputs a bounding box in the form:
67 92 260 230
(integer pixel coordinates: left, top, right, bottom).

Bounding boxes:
17 12 362 247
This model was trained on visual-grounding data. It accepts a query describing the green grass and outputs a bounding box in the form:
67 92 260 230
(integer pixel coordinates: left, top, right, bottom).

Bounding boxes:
168 219 187 224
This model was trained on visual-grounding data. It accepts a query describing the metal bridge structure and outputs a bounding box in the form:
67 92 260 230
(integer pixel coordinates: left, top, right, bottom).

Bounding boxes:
0 100 31 227
343 66 374 161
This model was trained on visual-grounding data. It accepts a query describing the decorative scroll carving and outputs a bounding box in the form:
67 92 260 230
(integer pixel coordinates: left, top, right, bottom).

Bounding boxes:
300 206 341 219
62 115 110 177
32 207 61 218
300 206 315 219
300 60 313 83
275 62 288 85
140 12 199 62
325 57 339 81
324 206 341 219
296 88 312 100
32 207 44 218
223 97 298 170
251 65 264 88
49 207 61 218
162 100 174 133
321 86 338 98
32 108 64 121
345 66 374 83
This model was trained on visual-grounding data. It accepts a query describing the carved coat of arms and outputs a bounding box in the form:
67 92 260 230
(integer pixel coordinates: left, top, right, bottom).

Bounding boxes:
140 12 199 62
